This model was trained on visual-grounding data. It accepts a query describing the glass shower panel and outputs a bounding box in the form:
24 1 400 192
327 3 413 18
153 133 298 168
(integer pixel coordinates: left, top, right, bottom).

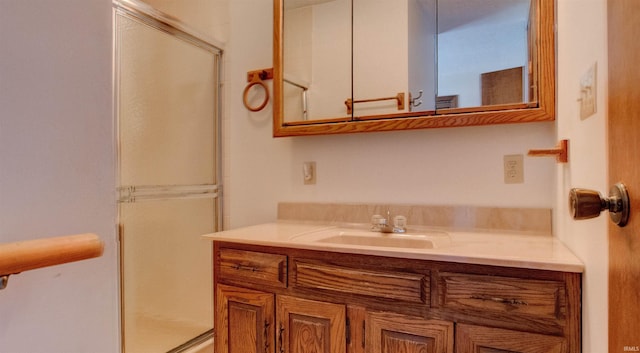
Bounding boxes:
115 7 220 353
118 14 217 187
121 198 215 352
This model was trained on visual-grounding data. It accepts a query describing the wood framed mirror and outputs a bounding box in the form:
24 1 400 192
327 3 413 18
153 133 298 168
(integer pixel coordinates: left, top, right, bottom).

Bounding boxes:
273 0 555 137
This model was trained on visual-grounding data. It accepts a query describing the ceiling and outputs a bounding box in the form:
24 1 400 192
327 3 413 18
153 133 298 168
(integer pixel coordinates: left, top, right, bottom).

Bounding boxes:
284 0 530 33
436 0 530 33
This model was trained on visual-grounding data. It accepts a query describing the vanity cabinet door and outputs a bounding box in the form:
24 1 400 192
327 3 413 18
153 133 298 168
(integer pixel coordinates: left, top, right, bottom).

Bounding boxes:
215 284 275 353
367 312 453 353
276 295 346 353
456 324 565 353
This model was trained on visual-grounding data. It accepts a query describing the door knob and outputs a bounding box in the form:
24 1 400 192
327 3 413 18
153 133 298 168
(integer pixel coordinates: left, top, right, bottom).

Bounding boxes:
569 183 630 227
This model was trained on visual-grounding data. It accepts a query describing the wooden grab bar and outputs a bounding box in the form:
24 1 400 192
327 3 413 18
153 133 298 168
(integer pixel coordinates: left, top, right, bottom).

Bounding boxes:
345 92 405 114
0 233 104 277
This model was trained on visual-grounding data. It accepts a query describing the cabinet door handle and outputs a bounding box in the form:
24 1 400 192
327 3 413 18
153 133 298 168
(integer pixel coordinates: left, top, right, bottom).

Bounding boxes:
278 322 285 353
362 321 366 348
263 321 270 353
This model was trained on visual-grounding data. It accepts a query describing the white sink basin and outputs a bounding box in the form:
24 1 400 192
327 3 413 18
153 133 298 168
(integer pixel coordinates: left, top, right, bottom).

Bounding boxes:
292 229 450 249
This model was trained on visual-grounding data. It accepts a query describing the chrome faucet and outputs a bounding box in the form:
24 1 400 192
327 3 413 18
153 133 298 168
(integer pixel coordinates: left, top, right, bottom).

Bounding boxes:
371 211 407 233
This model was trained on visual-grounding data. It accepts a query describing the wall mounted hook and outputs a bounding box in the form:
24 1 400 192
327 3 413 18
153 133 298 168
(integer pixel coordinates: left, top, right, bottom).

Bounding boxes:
243 68 274 112
528 139 569 163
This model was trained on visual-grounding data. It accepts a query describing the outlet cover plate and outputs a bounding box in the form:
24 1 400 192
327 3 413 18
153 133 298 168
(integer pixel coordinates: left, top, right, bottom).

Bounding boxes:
504 154 524 184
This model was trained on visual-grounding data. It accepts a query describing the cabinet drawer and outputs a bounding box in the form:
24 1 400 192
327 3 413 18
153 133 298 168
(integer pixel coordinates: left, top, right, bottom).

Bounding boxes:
438 272 566 322
218 248 287 288
294 261 429 303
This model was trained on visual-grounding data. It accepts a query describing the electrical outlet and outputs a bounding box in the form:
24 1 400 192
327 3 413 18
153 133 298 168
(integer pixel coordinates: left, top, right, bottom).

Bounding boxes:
303 162 316 185
504 154 524 184
580 63 597 120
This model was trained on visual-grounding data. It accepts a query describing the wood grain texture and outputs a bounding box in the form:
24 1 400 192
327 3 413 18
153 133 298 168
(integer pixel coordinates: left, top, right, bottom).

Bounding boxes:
437 272 569 337
277 295 346 353
272 0 284 136
295 261 428 303
214 242 581 352
215 284 275 353
0 233 103 275
456 324 565 353
608 0 640 350
218 248 287 288
347 306 366 353
438 272 565 320
367 312 453 353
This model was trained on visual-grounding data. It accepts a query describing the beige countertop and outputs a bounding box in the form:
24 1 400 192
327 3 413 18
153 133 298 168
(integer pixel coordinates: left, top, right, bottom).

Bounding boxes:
203 221 584 273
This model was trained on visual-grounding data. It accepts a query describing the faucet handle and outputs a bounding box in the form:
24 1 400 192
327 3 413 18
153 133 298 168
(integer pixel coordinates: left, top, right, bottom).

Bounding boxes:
371 214 387 231
393 215 407 233
372 214 385 223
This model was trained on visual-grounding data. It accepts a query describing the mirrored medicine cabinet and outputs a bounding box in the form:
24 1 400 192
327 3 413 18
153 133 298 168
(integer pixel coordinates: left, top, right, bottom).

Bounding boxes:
273 0 555 137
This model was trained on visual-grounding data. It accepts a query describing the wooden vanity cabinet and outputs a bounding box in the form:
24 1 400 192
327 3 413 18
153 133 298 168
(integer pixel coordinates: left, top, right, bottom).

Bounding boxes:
213 242 581 353
456 324 566 353
215 284 275 353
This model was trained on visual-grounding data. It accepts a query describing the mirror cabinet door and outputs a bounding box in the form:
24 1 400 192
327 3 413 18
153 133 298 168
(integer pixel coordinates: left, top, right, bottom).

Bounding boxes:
352 0 437 119
282 0 352 124
274 0 554 136
436 0 535 111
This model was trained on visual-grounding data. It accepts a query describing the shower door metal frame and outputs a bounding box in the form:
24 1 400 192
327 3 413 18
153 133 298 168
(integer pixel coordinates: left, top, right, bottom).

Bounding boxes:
113 0 223 351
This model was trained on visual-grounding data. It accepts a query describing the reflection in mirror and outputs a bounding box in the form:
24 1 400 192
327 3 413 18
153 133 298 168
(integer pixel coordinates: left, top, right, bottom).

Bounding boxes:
274 0 554 136
283 0 351 123
353 0 436 118
437 0 533 110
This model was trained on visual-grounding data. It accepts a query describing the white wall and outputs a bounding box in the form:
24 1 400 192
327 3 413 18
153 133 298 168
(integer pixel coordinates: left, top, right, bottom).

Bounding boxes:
225 1 295 229
225 1 555 225
0 1 118 352
555 1 609 352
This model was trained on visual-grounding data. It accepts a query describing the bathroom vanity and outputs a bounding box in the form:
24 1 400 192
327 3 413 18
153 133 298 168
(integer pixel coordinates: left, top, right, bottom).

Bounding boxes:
206 220 583 353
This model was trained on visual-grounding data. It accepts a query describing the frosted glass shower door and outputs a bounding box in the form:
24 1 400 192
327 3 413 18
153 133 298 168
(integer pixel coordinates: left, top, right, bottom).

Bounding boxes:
115 8 221 353
120 199 216 352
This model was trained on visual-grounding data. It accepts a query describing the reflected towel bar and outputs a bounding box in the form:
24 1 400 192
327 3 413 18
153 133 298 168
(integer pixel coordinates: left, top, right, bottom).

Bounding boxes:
0 233 104 289
345 92 405 114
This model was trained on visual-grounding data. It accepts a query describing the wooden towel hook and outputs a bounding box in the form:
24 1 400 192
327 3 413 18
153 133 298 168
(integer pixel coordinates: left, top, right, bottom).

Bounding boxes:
528 139 569 163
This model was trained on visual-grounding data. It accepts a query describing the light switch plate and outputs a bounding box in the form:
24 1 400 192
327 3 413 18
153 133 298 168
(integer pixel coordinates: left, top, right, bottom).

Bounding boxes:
580 63 597 120
504 154 524 184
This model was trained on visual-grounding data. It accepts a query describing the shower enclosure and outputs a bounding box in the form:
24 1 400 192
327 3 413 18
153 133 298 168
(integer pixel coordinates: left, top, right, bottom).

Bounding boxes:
113 1 222 351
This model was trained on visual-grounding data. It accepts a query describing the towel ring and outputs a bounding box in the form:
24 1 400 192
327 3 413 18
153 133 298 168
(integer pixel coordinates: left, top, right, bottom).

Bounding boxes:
243 68 273 112
243 79 269 112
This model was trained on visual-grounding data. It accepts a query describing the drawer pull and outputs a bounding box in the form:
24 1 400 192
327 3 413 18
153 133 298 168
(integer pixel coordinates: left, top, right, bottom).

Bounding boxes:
263 320 270 353
471 295 529 306
234 264 257 272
